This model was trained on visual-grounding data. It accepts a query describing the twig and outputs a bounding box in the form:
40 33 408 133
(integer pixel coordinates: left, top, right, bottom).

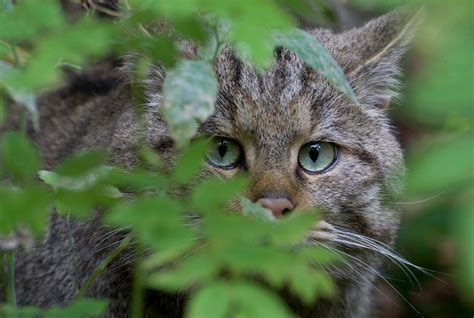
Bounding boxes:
77 233 133 297
6 250 17 316
131 243 144 318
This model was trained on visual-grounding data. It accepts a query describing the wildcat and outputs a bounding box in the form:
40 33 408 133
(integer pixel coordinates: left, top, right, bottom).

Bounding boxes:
0 7 419 318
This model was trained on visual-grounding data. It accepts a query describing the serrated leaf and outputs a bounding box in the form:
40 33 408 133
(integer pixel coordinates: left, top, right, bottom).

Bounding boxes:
231 281 292 318
191 176 247 213
287 265 335 304
0 131 39 181
103 168 166 191
215 0 293 67
106 196 194 251
172 138 208 184
186 281 232 318
187 281 292 318
275 29 359 105
203 213 272 243
270 211 319 246
148 253 219 292
57 150 106 177
162 60 218 147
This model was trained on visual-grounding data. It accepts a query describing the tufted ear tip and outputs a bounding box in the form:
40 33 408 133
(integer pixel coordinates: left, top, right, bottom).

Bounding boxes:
342 7 424 109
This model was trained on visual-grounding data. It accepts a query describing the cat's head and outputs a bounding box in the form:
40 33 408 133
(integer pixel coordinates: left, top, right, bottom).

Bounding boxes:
142 9 420 253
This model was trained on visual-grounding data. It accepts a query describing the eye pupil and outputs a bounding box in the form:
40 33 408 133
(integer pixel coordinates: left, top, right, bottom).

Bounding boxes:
309 145 319 162
218 143 227 158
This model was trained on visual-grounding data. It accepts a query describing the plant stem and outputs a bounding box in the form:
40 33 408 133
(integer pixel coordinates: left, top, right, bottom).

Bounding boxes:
77 233 133 298
131 243 144 318
6 250 17 310
0 252 4 301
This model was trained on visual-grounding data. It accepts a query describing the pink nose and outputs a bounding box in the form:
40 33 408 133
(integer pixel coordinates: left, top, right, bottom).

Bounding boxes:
256 197 294 218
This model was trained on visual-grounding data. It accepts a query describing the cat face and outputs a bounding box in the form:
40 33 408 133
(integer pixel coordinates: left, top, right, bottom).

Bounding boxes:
189 11 417 249
143 9 417 257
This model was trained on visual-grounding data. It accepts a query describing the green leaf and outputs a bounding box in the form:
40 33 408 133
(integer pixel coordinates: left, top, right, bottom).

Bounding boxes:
0 131 39 181
103 168 166 191
172 138 208 184
191 176 247 213
44 298 109 318
287 265 335 305
38 170 60 187
274 29 359 105
187 281 292 318
106 195 194 251
0 185 51 236
162 60 218 147
0 305 42 317
5 18 116 92
203 213 272 243
54 184 117 218
57 150 106 177
0 0 64 41
148 253 219 292
216 0 293 67
240 197 275 222
0 61 39 129
186 281 232 318
270 211 319 246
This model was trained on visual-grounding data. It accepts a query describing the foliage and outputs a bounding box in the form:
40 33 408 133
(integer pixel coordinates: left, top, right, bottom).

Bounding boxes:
0 0 348 317
0 0 472 317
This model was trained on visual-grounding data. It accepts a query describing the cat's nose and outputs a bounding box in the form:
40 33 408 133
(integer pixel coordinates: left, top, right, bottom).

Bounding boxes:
256 197 294 218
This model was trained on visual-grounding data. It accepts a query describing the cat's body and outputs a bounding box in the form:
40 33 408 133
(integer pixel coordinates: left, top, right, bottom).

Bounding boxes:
1 9 418 318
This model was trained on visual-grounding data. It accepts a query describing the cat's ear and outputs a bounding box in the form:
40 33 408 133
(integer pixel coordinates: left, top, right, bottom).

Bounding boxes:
340 8 423 109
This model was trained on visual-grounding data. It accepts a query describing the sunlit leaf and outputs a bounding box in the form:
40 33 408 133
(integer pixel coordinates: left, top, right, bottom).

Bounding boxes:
162 60 218 147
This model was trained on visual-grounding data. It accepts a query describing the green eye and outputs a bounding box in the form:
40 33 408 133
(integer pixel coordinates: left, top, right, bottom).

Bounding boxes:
206 137 243 169
298 142 338 174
